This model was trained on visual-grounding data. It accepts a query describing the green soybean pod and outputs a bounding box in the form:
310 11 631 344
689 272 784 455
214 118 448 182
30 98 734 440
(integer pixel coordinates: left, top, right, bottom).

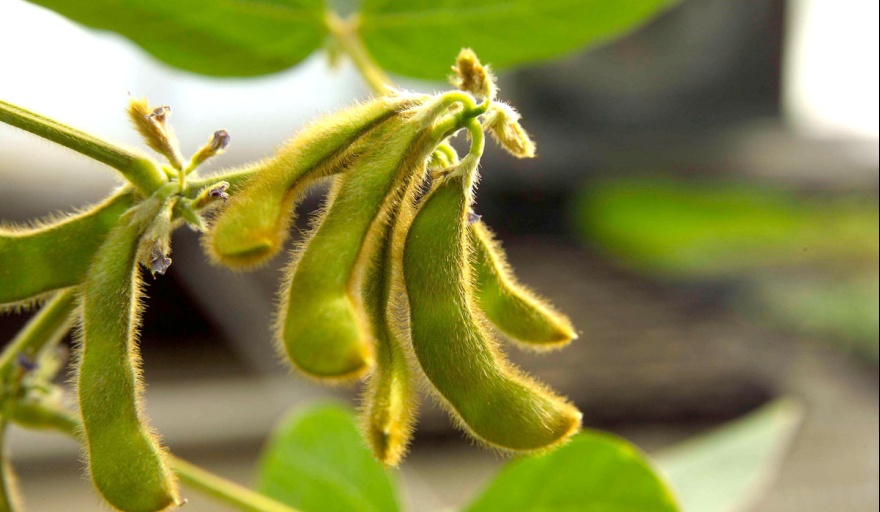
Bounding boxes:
0 190 135 306
470 221 577 348
403 173 582 452
277 116 433 380
207 94 427 269
358 162 429 466
78 209 178 512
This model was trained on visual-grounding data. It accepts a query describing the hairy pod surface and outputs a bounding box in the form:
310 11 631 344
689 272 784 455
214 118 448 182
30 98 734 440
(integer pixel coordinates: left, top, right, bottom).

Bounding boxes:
77 208 178 512
207 95 426 269
0 190 135 306
358 163 429 466
277 114 436 380
470 222 577 347
403 173 582 451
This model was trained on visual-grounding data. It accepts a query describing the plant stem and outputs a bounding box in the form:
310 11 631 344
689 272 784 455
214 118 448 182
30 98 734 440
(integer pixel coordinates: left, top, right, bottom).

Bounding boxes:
0 290 77 381
171 456 298 512
0 99 167 196
466 118 486 158
6 402 299 512
325 13 392 94
0 413 18 512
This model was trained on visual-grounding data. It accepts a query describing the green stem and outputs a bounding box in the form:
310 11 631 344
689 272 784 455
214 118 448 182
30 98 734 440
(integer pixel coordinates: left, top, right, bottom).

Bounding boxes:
7 403 298 512
465 118 485 158
0 99 167 196
0 413 17 512
326 13 392 94
0 290 77 381
172 456 298 512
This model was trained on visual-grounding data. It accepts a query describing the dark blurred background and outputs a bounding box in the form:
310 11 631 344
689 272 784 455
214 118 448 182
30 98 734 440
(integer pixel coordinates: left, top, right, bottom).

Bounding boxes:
1 0 877 510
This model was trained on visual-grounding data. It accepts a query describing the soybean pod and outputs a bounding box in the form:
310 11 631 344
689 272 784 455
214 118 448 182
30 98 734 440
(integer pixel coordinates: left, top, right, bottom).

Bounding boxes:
358 161 429 466
207 94 427 269
403 135 581 451
78 206 178 512
0 190 135 306
470 221 577 348
277 114 436 380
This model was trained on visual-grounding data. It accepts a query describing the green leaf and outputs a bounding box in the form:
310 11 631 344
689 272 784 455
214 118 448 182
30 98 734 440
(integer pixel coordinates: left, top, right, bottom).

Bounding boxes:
575 179 879 278
656 399 803 512
255 403 400 512
359 0 679 80
465 431 679 512
25 0 327 77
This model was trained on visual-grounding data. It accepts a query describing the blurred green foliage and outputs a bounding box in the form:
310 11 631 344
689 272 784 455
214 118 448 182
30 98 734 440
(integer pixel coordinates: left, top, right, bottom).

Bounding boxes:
747 274 879 363
25 0 327 76
359 0 679 79
258 402 803 512
576 178 879 363
657 400 803 512
576 178 878 278
25 0 679 79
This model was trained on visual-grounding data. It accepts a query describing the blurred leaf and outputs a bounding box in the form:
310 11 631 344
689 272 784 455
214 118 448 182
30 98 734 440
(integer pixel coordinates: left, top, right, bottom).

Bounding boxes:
747 274 879 364
255 403 400 512
359 0 680 80
465 431 679 512
576 179 879 278
26 0 326 76
656 399 803 512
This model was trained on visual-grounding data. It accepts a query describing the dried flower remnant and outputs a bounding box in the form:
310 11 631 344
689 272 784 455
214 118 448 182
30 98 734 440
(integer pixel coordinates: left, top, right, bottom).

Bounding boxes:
127 98 184 170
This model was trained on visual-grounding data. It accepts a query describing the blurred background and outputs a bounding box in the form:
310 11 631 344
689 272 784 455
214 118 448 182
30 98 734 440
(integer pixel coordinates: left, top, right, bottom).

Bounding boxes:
1 0 877 510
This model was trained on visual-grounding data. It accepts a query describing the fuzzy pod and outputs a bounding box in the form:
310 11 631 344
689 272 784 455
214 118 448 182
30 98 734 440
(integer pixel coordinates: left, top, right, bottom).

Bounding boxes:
0 190 135 306
470 222 577 347
77 208 178 512
357 161 429 466
206 94 427 269
277 113 436 381
403 173 582 452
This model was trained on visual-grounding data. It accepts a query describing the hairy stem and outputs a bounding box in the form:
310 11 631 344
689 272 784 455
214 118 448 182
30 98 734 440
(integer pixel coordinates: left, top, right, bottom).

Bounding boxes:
326 13 392 94
0 290 76 381
0 99 167 195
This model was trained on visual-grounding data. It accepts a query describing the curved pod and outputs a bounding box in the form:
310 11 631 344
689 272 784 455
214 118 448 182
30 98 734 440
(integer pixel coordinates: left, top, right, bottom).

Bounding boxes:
78 209 178 512
404 174 581 451
277 117 435 380
470 222 576 347
358 165 429 465
207 95 426 269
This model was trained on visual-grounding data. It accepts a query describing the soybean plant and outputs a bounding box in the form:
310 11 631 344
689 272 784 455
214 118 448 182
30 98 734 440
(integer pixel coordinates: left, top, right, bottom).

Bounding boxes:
0 50 580 511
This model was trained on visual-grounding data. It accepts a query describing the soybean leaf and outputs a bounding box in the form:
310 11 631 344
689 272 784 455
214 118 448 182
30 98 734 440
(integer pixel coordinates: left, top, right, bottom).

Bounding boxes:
465 431 679 512
25 0 326 77
255 403 400 512
359 0 680 80
655 399 803 512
